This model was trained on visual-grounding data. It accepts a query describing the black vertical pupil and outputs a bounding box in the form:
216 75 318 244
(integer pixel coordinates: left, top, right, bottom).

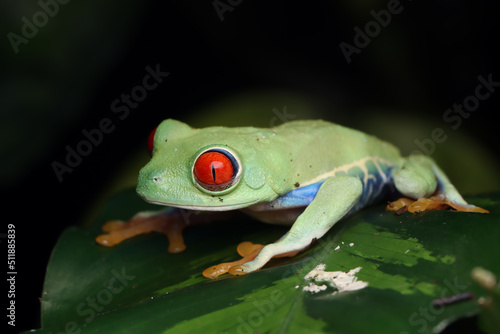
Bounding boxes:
211 163 217 181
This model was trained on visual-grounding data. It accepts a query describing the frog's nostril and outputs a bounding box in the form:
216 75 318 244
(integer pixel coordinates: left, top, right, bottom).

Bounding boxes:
140 169 162 184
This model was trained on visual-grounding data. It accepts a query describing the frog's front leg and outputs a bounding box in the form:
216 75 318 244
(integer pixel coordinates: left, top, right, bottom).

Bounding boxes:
96 209 190 253
96 209 237 253
206 176 363 277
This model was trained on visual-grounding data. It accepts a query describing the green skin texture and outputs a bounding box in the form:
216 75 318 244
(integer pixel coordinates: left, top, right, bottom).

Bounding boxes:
137 119 470 273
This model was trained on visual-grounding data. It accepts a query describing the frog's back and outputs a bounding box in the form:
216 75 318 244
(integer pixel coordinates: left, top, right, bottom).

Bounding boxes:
271 120 401 167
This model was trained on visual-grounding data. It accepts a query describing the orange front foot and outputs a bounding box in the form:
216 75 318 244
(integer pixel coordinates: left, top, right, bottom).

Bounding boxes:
96 211 187 253
387 196 489 214
202 241 308 279
202 242 265 279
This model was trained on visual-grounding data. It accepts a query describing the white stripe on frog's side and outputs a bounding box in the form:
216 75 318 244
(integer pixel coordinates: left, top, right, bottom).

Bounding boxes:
301 156 396 188
245 156 397 225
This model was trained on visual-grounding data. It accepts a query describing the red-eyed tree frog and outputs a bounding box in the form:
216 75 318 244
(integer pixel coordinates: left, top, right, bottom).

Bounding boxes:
96 119 488 278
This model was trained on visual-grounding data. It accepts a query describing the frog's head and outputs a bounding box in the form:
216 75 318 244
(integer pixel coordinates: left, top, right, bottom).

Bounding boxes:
136 119 280 211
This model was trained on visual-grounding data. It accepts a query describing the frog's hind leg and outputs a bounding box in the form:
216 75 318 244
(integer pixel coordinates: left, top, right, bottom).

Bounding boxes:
387 155 488 213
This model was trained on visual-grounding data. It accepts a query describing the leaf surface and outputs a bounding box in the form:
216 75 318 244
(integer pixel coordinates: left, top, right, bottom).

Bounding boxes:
34 191 500 333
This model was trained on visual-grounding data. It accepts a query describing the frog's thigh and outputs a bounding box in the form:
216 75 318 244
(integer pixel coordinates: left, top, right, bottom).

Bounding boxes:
239 176 363 273
391 155 437 199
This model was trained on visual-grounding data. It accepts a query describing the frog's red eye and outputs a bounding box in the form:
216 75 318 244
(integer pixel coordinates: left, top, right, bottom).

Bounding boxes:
147 127 157 156
194 152 233 186
193 148 240 192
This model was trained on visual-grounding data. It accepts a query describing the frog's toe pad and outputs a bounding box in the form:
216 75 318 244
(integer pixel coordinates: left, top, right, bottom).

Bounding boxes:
228 265 249 276
95 232 122 247
237 241 265 257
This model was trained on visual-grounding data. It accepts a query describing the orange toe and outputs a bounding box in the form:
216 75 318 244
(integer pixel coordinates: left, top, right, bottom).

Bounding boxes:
237 241 264 257
445 201 489 213
387 198 415 212
101 220 125 232
407 197 448 213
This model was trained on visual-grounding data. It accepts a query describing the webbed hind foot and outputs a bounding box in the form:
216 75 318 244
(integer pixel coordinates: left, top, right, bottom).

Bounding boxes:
387 196 489 214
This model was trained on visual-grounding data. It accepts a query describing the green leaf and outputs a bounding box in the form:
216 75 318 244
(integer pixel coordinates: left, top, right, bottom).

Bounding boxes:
33 191 500 333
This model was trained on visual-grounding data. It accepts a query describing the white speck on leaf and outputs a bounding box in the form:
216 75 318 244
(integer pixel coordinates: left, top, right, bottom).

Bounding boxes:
334 245 341 251
349 243 354 247
302 264 368 294
303 283 328 293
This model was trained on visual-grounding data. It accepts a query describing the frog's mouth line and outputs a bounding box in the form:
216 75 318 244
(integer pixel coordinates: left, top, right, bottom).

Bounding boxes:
142 198 261 211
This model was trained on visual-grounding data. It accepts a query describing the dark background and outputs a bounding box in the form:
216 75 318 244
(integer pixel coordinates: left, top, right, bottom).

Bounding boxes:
1 0 499 332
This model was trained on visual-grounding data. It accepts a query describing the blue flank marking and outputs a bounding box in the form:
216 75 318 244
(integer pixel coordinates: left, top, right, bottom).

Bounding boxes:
269 182 323 209
346 162 395 215
273 160 396 215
